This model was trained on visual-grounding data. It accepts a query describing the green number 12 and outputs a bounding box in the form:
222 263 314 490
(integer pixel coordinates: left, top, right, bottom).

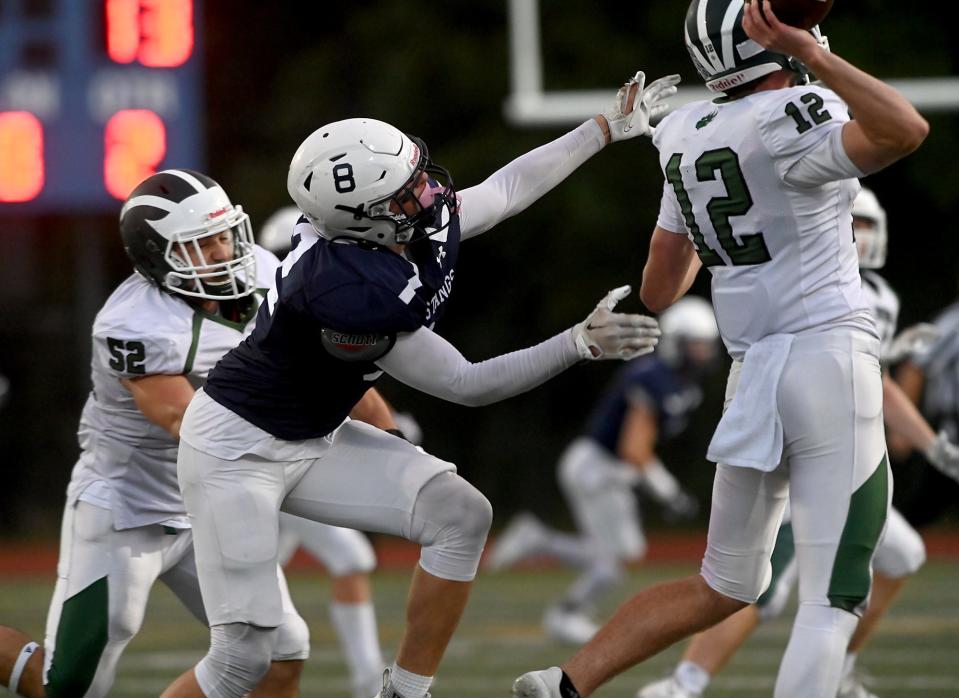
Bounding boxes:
665 147 771 267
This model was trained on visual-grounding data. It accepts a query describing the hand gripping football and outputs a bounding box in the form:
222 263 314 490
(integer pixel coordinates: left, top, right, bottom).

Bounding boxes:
763 0 834 29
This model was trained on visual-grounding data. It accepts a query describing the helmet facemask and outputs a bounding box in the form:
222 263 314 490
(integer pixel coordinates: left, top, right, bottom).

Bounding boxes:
361 136 457 245
163 209 257 299
121 169 258 302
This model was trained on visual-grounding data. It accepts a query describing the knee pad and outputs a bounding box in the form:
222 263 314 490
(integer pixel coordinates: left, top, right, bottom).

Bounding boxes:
195 623 277 698
873 510 926 578
701 554 772 605
411 472 493 582
272 611 310 661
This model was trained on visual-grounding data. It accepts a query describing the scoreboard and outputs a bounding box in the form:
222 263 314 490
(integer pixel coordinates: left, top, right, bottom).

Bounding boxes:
0 0 203 213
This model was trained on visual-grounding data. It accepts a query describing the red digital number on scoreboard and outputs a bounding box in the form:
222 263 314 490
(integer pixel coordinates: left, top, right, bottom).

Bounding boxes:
106 0 194 68
0 112 45 202
104 110 167 200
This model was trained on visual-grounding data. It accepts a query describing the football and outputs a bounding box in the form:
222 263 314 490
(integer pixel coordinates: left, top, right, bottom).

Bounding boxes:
763 0 834 29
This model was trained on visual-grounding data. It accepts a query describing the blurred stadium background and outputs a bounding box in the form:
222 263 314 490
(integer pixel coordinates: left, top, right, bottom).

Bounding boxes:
0 1 957 695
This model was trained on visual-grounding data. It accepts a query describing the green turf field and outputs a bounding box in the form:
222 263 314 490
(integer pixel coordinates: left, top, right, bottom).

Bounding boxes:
2 561 957 697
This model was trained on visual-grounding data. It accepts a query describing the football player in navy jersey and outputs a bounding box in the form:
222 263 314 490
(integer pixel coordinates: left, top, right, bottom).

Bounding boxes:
486 296 718 646
158 71 679 698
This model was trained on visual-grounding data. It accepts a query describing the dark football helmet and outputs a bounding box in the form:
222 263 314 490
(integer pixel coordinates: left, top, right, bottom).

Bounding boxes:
119 169 256 300
684 0 829 94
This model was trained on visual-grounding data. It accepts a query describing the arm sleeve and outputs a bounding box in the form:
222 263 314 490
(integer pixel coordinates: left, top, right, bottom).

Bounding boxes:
656 179 688 234
376 325 581 407
457 119 606 241
756 86 863 188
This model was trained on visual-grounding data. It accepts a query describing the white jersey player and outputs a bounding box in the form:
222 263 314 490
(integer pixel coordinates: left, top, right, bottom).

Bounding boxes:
637 187 959 698
0 169 310 698
513 2 929 697
160 70 676 698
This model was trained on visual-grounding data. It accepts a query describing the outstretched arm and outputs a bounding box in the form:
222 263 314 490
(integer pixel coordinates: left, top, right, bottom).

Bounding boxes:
376 326 580 407
458 72 679 240
457 120 606 241
377 288 660 406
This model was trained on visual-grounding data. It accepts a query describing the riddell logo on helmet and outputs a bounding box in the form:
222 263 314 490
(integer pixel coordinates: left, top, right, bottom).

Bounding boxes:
207 206 230 219
409 144 420 167
712 75 744 90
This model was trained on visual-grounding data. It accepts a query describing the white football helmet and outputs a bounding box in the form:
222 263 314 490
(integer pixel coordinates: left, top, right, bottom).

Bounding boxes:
852 187 887 270
258 206 303 257
287 117 456 245
657 296 720 368
119 169 256 300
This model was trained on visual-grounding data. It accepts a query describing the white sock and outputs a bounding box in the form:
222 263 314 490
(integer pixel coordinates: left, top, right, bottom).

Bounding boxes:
774 604 857 698
329 602 385 693
842 651 858 681
389 662 433 698
674 660 710 694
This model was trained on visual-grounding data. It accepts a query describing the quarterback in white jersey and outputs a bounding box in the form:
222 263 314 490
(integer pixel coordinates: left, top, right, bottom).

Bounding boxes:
636 187 959 698
0 170 310 698
512 2 928 698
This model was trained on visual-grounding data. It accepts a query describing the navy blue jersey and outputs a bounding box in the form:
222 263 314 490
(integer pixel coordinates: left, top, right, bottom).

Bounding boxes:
205 214 460 440
585 355 702 454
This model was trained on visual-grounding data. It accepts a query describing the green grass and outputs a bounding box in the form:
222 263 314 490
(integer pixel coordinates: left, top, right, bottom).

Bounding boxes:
2 561 958 696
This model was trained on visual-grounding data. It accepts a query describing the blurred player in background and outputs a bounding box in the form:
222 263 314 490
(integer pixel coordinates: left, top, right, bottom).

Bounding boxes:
486 296 717 645
1 169 310 698
159 70 677 698
513 1 928 696
891 268 959 506
637 187 959 698
259 205 391 698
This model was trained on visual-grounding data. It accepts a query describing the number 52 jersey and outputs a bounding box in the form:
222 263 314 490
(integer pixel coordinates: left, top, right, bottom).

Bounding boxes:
68 246 280 531
653 85 877 360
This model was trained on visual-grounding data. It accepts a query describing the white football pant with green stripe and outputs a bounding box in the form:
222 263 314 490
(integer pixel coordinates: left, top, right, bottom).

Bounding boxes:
701 328 890 698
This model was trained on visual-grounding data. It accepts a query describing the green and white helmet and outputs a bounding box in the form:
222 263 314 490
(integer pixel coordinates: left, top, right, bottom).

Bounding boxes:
684 0 828 94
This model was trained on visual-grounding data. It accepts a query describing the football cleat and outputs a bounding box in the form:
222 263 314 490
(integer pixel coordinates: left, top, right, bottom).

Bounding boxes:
484 512 547 572
512 666 564 698
542 606 599 645
637 677 701 698
374 668 431 698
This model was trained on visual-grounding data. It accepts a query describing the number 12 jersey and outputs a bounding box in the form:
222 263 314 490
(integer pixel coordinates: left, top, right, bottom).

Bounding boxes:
653 85 876 359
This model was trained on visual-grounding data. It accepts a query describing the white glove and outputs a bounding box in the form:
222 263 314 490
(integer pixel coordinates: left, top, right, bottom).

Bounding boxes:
572 286 660 361
884 323 940 365
602 71 681 142
662 490 699 523
392 412 423 446
923 430 959 483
